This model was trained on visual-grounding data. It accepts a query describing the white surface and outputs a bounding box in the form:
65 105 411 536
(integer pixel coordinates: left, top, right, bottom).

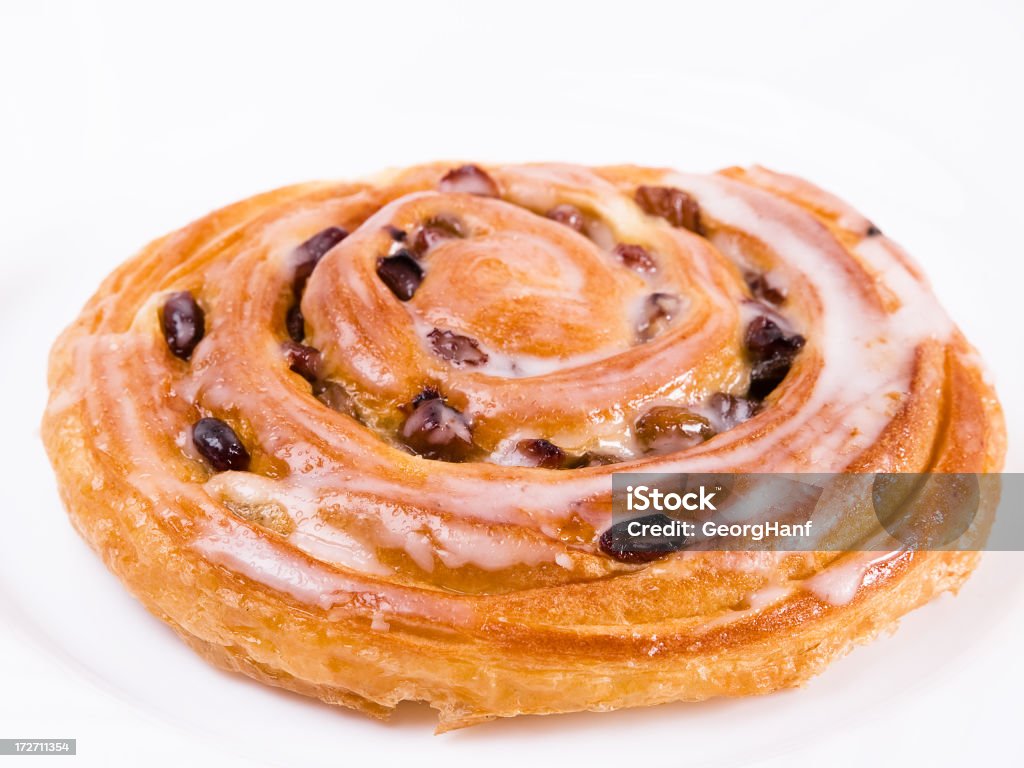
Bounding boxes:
1 1 1022 766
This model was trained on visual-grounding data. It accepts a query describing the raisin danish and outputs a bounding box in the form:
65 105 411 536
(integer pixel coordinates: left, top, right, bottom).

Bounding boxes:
42 162 1005 730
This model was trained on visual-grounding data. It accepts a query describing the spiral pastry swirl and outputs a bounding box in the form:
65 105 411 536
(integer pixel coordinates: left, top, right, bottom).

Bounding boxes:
43 162 1005 729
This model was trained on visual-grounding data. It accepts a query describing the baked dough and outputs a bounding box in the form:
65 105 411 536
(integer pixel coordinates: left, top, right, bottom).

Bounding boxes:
42 162 1005 730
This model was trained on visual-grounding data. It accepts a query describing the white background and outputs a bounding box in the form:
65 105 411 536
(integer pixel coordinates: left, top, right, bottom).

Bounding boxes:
1 1 1022 766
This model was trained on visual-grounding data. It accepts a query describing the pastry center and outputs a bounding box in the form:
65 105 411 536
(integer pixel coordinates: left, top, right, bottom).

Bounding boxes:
410 232 643 358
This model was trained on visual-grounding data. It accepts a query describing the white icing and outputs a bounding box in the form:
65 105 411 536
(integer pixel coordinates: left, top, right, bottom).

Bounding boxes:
432 523 553 570
804 551 902 605
288 529 393 577
205 471 567 574
193 520 365 610
747 584 790 610
192 517 474 624
205 473 393 576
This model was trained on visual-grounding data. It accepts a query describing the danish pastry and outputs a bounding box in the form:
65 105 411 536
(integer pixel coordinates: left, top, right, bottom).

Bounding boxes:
42 162 1005 730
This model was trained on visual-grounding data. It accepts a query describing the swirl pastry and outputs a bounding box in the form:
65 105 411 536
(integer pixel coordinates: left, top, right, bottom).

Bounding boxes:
42 162 1005 730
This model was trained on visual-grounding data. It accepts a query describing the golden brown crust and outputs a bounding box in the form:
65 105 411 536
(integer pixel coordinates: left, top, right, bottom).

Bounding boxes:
42 162 1005 731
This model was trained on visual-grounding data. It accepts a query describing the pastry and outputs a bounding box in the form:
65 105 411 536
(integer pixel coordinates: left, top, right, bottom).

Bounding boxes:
42 162 1005 730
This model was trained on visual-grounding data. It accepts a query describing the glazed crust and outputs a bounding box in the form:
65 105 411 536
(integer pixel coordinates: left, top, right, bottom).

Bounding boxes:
42 163 1005 731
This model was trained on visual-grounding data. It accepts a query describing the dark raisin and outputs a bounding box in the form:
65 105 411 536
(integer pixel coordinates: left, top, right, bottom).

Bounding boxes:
749 360 795 399
634 185 703 234
599 513 687 563
744 315 799 356
566 451 620 468
866 223 882 237
160 291 205 360
635 406 715 452
192 417 250 472
292 226 348 295
546 204 586 233
744 316 805 399
377 251 423 300
426 214 467 237
516 439 566 469
427 329 489 366
400 394 476 462
285 228 345 344
384 224 407 242
411 214 467 256
438 164 499 197
313 380 354 413
613 243 657 273
282 340 322 382
285 303 305 342
410 386 441 408
637 293 681 342
745 273 786 305
412 226 452 255
709 392 760 429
